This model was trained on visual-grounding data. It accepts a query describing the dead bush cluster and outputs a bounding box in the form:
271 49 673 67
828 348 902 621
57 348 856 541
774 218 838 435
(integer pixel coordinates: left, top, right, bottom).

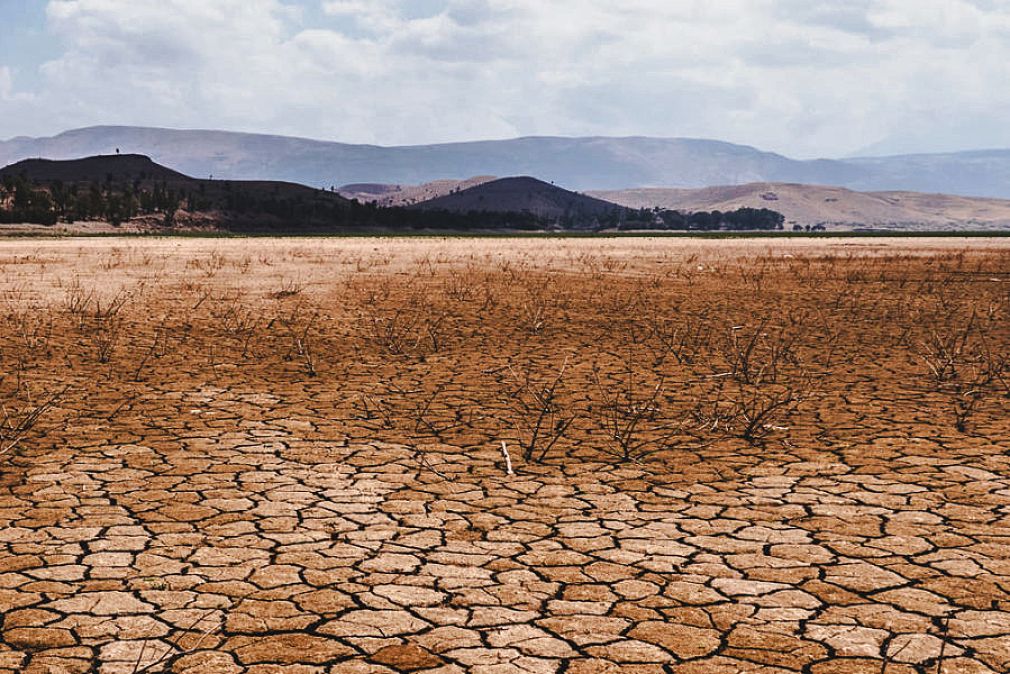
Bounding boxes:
1 244 1007 471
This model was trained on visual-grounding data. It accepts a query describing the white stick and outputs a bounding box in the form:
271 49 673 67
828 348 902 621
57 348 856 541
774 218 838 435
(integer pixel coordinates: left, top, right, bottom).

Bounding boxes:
500 441 514 475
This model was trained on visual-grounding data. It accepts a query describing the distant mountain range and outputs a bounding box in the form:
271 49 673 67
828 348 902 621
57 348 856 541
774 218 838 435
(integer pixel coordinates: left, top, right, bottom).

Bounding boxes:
4 126 1010 198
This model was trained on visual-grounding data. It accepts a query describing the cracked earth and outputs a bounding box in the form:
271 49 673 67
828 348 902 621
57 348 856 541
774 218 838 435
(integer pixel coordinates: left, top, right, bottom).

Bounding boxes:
1 237 1010 673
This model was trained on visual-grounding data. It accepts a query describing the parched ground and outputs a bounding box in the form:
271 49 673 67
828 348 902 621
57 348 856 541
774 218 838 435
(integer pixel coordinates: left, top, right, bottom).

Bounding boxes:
2 237 1010 674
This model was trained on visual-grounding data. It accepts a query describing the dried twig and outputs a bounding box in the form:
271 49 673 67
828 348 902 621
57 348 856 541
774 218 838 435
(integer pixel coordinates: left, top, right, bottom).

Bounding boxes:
0 386 66 457
500 441 514 475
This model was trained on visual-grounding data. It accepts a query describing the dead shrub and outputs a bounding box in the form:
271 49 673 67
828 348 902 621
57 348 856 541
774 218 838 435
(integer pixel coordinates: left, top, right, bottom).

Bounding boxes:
719 319 803 385
691 380 806 446
501 356 577 463
586 360 682 462
0 382 65 458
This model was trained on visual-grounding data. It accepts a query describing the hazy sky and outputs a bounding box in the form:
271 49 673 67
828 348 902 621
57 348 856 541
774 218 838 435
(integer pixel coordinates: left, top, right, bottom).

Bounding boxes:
1 0 1009 157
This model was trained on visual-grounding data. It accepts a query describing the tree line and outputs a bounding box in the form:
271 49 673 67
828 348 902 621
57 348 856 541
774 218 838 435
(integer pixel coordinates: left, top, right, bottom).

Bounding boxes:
0 173 186 226
617 207 785 231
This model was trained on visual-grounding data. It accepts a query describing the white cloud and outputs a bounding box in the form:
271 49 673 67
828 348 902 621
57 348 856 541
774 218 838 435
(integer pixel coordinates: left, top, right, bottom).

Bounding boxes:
0 65 34 106
321 0 403 33
2 0 1010 156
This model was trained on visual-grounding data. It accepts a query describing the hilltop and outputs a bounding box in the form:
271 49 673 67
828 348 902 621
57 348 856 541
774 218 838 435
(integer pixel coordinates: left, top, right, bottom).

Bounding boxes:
2 154 192 185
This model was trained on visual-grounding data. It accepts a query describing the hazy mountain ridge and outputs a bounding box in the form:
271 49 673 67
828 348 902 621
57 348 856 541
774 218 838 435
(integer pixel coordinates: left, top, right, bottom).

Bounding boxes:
5 125 1010 198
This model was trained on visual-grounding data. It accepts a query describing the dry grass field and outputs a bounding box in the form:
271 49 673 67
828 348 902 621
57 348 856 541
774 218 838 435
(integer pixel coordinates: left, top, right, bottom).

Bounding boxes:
1 236 1010 674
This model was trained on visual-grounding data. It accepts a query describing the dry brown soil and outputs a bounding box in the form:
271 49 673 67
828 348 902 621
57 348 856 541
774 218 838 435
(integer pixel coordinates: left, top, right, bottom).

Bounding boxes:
1 237 1010 674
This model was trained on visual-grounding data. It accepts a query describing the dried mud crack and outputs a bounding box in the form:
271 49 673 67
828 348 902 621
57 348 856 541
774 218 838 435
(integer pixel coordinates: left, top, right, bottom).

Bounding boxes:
1 237 1009 673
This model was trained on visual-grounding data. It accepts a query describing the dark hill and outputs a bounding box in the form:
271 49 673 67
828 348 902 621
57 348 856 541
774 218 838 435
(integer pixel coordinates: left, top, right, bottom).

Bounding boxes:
2 154 191 185
413 176 624 223
0 154 349 203
1 154 356 230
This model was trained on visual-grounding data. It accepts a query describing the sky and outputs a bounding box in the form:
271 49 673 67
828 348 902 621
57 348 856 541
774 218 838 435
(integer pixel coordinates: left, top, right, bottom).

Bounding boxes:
1 0 1009 158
